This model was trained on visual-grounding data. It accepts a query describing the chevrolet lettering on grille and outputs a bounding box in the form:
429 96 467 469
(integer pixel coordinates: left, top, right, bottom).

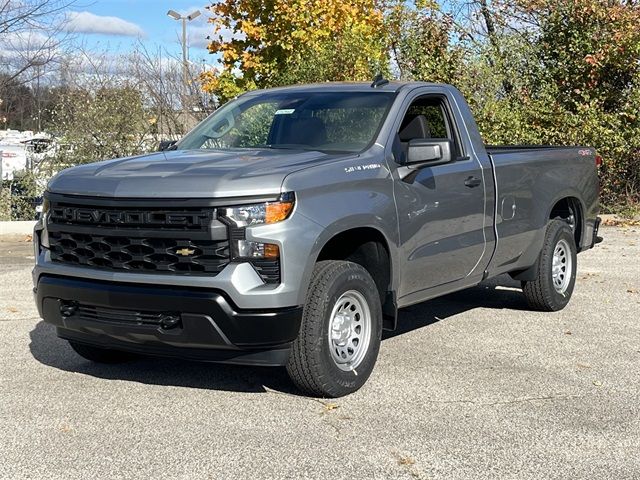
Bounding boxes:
50 207 213 227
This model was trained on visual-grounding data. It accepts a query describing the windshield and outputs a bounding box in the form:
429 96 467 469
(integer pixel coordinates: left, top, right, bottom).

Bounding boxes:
178 91 395 154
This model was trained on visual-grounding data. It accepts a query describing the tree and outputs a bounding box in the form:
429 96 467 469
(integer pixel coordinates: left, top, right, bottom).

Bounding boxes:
472 0 640 209
128 44 214 137
385 1 464 83
201 0 389 102
0 0 75 90
0 74 35 129
523 0 640 112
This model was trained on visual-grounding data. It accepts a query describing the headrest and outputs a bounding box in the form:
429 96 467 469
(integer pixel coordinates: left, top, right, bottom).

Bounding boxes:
399 114 431 141
279 117 327 146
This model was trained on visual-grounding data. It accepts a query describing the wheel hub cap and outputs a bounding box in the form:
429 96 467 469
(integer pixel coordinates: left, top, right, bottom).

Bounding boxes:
331 313 352 345
552 239 572 294
328 290 372 372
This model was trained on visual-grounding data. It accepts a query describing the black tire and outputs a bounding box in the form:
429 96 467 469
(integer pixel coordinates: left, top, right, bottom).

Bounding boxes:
522 219 577 311
286 260 383 398
68 341 135 364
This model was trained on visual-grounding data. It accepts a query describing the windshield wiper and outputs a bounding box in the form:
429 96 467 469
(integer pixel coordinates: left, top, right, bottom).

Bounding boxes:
255 144 311 150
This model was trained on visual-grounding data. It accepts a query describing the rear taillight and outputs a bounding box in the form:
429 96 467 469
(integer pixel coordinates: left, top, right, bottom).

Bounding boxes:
595 155 602 167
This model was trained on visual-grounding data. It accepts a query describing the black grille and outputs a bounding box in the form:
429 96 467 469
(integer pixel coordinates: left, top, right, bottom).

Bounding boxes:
252 259 280 283
48 199 230 275
46 196 282 283
72 303 175 326
49 232 229 274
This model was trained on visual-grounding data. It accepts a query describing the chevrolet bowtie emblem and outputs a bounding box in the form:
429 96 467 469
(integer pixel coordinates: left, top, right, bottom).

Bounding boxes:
176 247 195 256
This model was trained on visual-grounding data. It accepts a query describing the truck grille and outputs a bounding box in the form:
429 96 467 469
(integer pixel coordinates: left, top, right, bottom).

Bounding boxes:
47 198 230 275
71 303 174 326
49 231 229 274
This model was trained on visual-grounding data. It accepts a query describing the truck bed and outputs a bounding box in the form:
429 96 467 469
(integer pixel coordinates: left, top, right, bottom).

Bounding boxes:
486 145 586 155
484 144 599 278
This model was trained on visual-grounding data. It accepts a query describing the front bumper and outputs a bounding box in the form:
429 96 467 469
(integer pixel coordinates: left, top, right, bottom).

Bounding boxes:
35 275 303 366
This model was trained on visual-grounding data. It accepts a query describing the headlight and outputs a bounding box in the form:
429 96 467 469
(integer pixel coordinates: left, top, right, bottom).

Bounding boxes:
39 196 50 249
221 192 294 263
223 192 295 227
234 240 279 259
41 197 50 215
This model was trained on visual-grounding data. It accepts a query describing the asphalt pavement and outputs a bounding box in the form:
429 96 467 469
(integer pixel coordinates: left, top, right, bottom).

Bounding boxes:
0 227 638 479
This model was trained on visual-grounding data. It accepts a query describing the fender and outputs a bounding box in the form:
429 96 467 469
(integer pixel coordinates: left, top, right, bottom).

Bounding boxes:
298 215 400 330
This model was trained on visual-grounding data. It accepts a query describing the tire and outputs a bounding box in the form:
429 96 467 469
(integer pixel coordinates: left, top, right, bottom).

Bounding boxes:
68 341 135 364
522 219 577 311
286 260 383 397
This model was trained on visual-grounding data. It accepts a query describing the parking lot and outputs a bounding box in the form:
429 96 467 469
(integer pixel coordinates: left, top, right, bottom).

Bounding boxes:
0 225 638 479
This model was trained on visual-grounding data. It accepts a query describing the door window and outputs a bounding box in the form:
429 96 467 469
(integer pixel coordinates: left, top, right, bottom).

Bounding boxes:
397 96 462 159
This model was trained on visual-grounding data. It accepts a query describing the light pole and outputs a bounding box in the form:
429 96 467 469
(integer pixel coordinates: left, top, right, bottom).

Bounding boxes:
32 60 46 133
167 9 201 88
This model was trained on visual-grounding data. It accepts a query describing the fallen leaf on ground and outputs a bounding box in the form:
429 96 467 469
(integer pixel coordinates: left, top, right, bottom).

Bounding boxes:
580 272 599 280
321 402 339 412
392 450 416 466
7 306 18 313
602 218 640 227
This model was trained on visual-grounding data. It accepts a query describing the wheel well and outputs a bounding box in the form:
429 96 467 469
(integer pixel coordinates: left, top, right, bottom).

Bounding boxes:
317 228 396 330
550 197 582 248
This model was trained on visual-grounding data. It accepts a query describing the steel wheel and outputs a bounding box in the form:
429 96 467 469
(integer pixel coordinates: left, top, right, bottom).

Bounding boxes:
327 290 372 372
552 239 572 294
522 219 577 311
287 260 383 397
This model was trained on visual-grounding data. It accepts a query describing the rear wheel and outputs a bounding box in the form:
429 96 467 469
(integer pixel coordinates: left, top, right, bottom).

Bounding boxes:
68 341 135 364
286 260 382 397
522 219 577 311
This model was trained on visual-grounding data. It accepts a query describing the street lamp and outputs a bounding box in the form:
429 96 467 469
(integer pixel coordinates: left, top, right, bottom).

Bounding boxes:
167 9 201 87
32 59 47 133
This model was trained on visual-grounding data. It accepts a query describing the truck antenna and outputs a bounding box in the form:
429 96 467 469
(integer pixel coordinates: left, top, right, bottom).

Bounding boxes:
370 74 389 88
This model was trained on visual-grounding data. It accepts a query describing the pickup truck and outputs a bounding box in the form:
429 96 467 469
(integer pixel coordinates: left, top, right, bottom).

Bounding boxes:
33 81 601 397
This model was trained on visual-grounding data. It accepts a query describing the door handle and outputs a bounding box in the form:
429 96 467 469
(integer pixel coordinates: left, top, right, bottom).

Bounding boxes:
464 176 482 188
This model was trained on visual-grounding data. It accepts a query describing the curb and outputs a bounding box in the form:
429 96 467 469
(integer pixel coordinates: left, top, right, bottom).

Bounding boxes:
0 221 36 236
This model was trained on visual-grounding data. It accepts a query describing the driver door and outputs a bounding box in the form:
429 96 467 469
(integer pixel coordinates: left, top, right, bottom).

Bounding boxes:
394 93 487 298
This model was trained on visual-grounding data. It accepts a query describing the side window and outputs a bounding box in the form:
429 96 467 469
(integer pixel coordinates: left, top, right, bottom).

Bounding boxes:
397 95 462 159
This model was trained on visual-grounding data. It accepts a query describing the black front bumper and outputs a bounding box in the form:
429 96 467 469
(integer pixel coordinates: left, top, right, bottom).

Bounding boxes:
35 275 303 366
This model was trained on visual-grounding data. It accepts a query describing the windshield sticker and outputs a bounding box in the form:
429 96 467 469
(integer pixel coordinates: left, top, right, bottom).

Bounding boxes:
275 109 296 115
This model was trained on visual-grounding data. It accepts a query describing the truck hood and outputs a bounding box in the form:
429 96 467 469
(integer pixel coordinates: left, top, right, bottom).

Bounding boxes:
47 148 345 198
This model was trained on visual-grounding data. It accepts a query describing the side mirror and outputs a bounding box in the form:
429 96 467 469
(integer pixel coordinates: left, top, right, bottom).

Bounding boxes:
158 140 177 151
406 139 453 166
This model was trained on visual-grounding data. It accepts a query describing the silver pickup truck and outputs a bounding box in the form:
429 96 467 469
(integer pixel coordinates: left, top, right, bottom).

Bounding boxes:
33 81 601 397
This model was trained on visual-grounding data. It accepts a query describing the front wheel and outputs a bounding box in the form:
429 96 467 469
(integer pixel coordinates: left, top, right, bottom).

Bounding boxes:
286 260 382 397
522 219 577 311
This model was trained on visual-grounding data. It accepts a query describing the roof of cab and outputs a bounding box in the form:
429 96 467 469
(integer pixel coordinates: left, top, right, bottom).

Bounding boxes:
242 81 446 95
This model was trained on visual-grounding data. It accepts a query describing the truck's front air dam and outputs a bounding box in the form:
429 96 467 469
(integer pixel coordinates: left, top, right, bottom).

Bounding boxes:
35 275 303 366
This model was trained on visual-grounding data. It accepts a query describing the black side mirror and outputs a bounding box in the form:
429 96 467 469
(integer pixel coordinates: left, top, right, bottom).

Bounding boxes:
158 140 177 151
406 139 453 166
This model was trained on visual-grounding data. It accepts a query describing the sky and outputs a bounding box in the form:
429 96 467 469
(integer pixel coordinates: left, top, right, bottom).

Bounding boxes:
63 0 217 67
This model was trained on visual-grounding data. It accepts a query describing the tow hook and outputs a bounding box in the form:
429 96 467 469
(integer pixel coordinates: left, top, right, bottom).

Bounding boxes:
159 314 182 330
60 301 78 318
